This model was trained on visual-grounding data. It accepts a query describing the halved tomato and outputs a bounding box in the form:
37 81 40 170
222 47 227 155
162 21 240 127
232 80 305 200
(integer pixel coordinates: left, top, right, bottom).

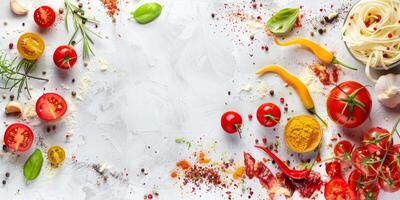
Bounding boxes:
3 123 34 152
325 177 356 200
17 32 45 60
33 6 56 29
35 93 67 122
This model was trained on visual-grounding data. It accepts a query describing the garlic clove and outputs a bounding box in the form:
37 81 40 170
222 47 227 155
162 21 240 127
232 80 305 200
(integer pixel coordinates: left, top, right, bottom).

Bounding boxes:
375 73 400 108
5 101 23 115
10 0 29 16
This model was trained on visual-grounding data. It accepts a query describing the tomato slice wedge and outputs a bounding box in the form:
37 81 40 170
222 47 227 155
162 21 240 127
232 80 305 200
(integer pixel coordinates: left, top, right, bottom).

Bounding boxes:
3 123 34 152
325 177 356 200
35 93 67 122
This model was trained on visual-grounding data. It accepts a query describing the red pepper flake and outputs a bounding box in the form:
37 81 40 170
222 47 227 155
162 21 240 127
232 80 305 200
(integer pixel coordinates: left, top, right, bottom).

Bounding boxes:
176 160 191 170
100 0 120 19
262 137 267 144
373 27 377 31
388 33 393 38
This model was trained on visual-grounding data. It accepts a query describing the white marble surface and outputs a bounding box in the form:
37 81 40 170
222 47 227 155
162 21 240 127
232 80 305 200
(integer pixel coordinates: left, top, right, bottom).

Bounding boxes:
0 0 399 199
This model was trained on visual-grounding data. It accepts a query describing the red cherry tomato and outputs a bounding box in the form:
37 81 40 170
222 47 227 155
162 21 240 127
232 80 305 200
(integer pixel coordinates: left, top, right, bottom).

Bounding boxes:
386 144 400 172
324 177 356 200
351 146 381 177
334 140 353 159
357 183 380 200
378 171 400 192
256 103 281 127
33 6 56 29
362 127 392 156
325 161 342 178
53 45 78 69
3 123 34 152
348 170 376 192
36 93 68 122
221 111 242 134
326 81 371 128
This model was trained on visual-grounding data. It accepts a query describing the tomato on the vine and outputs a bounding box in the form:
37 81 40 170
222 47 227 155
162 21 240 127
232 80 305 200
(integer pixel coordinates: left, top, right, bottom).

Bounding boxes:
325 177 356 200
326 161 342 178
47 146 66 166
357 183 380 200
36 93 68 122
256 103 281 127
351 146 381 177
386 144 400 172
348 170 376 192
221 111 242 136
378 171 400 192
53 45 78 69
33 6 56 28
3 123 34 152
17 32 45 60
362 127 392 155
334 140 353 159
326 81 372 128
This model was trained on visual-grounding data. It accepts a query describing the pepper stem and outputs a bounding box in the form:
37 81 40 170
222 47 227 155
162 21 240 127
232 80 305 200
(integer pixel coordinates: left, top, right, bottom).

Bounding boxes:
308 108 328 127
332 57 357 70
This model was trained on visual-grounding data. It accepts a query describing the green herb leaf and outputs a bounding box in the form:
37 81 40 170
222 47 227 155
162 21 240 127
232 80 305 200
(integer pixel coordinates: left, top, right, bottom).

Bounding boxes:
23 149 44 181
175 138 184 144
266 8 299 35
131 2 162 24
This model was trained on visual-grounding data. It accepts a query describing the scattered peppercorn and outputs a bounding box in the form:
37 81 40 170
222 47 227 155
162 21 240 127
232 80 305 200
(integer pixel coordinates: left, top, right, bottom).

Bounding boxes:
9 95 14 101
59 8 64 14
71 91 77 97
211 13 215 18
5 172 9 178
8 43 13 49
269 90 274 96
2 145 7 152
250 35 254 40
318 29 324 35
2 180 5 185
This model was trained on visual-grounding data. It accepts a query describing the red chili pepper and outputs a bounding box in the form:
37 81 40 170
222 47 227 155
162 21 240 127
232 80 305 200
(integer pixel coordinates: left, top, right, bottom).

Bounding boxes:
255 145 310 180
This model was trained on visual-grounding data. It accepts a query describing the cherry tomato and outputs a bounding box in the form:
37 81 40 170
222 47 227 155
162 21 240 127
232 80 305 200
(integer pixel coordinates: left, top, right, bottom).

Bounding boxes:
378 171 400 192
348 170 376 192
351 146 381 177
36 93 68 122
324 177 356 200
33 6 56 28
357 183 380 200
17 32 45 60
386 144 400 172
334 140 353 159
47 146 65 166
256 103 281 127
362 127 392 156
221 111 242 135
326 161 342 178
53 45 78 69
3 123 34 152
326 81 371 128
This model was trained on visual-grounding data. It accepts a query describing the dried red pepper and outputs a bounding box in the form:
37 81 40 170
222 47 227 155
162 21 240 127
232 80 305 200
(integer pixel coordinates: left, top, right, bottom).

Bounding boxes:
255 145 310 179
244 152 256 179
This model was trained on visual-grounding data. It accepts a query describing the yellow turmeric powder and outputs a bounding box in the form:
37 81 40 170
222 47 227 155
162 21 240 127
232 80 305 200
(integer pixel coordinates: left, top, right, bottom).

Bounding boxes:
284 115 322 153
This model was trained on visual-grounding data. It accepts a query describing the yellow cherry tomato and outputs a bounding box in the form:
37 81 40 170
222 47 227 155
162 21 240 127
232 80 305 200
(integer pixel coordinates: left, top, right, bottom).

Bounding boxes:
17 32 45 60
47 146 65 166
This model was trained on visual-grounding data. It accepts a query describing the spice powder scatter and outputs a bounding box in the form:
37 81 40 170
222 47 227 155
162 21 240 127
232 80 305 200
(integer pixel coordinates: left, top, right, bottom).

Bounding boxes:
171 151 249 199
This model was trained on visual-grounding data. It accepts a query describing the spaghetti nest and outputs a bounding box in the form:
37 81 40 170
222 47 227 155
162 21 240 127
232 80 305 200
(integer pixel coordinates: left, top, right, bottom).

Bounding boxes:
342 0 400 80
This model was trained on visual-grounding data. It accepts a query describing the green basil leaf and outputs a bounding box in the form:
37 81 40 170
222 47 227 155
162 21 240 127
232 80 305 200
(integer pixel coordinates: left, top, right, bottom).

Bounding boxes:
131 2 162 24
266 8 299 35
23 149 44 181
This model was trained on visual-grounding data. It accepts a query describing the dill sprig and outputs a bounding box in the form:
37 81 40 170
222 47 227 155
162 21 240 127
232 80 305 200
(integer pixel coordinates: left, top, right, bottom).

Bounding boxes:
0 53 48 99
64 0 101 63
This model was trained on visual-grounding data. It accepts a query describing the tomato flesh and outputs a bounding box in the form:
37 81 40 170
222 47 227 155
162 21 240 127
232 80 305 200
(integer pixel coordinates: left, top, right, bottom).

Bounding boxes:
53 45 78 69
326 161 342 178
3 123 34 152
325 177 356 200
351 146 381 177
334 140 353 159
47 146 66 166
36 93 68 122
363 127 392 155
256 103 281 127
326 81 371 128
34 6 56 28
17 32 45 60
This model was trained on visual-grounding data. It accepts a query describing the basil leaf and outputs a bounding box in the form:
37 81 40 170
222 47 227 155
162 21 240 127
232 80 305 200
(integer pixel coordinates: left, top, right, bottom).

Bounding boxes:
23 149 44 181
131 2 162 24
266 8 299 35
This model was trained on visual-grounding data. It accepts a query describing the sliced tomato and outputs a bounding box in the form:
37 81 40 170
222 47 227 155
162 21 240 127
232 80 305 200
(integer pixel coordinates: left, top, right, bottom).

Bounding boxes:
326 161 342 178
3 123 34 152
33 6 56 28
362 127 392 156
325 177 356 200
35 93 67 122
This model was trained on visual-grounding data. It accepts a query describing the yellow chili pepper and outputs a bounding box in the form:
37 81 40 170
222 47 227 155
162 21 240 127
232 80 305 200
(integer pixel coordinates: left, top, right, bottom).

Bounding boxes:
273 36 356 70
256 65 327 126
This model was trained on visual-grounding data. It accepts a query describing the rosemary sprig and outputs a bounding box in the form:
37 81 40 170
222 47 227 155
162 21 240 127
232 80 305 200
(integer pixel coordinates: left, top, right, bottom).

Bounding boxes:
64 0 101 63
0 53 48 99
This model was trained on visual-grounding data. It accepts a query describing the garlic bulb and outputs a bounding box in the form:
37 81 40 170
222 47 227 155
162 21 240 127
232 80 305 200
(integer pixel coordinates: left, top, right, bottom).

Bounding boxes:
375 73 400 108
